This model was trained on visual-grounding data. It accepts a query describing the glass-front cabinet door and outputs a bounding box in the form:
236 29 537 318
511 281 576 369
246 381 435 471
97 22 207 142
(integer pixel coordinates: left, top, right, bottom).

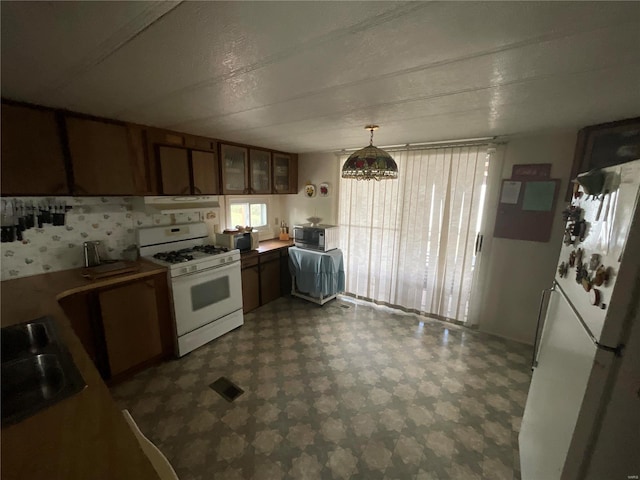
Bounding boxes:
273 153 294 194
220 144 248 194
249 149 271 194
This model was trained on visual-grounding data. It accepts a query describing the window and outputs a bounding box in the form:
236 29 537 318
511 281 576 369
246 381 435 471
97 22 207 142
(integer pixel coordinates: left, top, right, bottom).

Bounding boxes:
227 198 268 230
338 145 491 324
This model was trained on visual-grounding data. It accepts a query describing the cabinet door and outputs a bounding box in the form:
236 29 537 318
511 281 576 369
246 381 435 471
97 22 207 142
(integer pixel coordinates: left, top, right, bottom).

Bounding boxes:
58 292 109 378
280 249 292 296
260 256 281 305
273 153 298 194
185 135 216 152
192 149 219 194
99 279 163 377
66 117 144 195
241 265 261 313
158 145 191 195
1 103 68 195
220 144 248 194
249 149 271 194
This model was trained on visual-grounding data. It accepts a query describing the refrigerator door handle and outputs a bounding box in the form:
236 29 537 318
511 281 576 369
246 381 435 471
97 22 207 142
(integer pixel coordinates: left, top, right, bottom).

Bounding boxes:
553 280 625 357
532 286 554 369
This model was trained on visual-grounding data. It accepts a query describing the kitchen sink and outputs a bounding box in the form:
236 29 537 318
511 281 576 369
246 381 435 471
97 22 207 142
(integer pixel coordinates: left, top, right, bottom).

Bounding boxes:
1 321 53 363
1 317 86 426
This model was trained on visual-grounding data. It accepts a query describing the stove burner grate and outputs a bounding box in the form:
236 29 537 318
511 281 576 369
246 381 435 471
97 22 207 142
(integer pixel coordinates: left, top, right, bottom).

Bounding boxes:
192 245 229 255
153 251 194 263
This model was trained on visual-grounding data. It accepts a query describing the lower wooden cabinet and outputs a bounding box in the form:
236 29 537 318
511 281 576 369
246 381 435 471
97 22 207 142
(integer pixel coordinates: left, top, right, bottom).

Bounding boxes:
241 258 260 314
280 248 292 296
99 279 164 377
260 252 281 305
241 246 291 314
59 273 173 383
59 291 101 370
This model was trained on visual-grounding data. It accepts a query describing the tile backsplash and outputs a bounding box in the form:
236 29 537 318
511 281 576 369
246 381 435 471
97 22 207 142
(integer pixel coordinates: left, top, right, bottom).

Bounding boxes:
0 197 213 281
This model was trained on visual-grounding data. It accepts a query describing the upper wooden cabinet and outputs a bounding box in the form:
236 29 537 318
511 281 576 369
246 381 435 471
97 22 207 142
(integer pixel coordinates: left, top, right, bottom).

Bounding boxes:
148 127 219 195
220 144 249 195
249 149 272 194
221 145 298 195
1 103 69 195
65 116 148 195
273 153 298 194
1 100 297 196
147 128 216 152
158 145 190 195
192 150 219 194
221 145 277 195
157 145 219 195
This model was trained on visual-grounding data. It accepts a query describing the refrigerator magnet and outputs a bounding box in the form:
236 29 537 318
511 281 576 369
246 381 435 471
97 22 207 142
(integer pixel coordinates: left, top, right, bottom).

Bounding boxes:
589 288 601 306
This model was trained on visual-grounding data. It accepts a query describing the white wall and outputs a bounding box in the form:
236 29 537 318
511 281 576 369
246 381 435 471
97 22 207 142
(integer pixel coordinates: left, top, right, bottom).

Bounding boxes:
289 138 578 346
0 197 208 280
477 131 578 344
284 152 340 227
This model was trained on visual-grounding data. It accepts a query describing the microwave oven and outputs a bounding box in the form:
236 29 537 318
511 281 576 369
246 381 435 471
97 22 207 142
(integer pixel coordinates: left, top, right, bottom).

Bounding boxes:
215 232 259 252
293 225 339 252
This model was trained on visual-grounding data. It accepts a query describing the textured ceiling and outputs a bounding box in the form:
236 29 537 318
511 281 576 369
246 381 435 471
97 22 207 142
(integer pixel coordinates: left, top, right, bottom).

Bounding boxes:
2 1 640 153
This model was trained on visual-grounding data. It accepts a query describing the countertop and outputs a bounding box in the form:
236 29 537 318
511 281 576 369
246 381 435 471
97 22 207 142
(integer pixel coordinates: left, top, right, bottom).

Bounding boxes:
1 259 165 480
255 238 294 254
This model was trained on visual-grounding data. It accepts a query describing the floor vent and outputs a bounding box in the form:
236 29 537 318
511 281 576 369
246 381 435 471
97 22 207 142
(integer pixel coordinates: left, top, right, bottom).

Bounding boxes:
209 377 244 402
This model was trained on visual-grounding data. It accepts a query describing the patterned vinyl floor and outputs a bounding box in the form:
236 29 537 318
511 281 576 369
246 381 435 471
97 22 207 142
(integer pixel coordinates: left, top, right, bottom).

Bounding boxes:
111 296 533 480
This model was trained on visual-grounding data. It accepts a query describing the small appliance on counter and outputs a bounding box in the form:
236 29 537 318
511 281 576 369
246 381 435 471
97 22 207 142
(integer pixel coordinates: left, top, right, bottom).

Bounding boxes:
215 231 259 252
83 240 107 267
293 223 339 252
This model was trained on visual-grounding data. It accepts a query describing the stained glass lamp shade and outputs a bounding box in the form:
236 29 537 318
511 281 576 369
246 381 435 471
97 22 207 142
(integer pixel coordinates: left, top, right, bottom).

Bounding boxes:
341 126 398 181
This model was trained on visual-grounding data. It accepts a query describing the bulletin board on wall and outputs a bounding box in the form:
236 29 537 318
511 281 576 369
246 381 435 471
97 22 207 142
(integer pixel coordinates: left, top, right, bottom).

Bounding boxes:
493 163 561 243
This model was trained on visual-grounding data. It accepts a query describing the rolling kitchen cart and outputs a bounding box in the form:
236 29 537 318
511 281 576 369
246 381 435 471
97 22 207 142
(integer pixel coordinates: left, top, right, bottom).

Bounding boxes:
288 246 345 305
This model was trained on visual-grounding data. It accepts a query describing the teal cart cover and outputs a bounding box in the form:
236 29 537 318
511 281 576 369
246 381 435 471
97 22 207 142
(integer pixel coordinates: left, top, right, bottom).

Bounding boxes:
288 247 345 297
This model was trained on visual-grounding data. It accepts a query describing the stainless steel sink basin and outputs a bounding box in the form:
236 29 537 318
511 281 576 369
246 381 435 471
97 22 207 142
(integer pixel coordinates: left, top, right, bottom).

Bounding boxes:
1 316 86 426
1 321 53 363
2 354 65 419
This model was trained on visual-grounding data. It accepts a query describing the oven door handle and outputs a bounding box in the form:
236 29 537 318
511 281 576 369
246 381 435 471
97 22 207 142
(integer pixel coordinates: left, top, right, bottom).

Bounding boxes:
172 261 240 282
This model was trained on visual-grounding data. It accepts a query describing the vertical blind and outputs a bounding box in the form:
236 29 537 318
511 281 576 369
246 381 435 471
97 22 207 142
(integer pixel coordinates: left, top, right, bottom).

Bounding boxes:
338 145 489 322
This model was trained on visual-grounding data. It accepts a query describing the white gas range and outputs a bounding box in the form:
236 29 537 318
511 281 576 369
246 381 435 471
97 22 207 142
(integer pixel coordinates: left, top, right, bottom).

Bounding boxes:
138 223 243 357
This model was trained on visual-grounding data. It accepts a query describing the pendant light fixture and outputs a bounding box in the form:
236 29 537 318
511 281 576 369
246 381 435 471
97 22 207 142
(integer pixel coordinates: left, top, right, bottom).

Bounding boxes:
341 125 398 181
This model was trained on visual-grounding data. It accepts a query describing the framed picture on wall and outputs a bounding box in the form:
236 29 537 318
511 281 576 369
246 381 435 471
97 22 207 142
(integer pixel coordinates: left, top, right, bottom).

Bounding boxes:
567 117 640 200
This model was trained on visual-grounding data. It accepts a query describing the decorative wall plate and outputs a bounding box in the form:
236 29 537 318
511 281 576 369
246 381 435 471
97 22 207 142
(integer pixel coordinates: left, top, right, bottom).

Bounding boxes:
319 183 329 197
305 184 316 197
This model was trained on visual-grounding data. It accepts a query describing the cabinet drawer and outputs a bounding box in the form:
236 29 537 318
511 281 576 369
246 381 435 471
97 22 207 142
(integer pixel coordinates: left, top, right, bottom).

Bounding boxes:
242 254 259 269
260 251 280 263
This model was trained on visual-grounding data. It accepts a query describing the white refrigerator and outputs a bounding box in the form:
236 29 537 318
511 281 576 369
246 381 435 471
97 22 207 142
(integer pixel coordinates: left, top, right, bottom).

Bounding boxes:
519 159 640 480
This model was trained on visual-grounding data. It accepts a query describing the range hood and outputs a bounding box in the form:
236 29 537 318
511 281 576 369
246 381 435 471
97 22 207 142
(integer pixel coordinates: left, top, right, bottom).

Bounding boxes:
143 196 221 214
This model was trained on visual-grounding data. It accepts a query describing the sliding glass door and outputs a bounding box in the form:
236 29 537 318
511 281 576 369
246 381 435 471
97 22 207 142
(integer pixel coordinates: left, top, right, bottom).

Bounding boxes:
338 144 491 324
